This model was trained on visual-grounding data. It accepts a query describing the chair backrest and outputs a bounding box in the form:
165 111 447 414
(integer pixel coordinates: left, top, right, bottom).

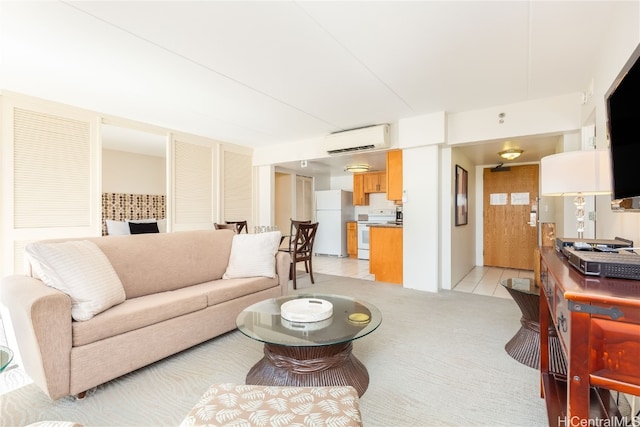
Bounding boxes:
214 223 237 232
226 220 248 234
289 219 311 251
293 222 318 260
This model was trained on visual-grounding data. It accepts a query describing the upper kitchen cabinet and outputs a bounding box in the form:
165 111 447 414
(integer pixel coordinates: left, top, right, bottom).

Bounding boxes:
386 149 403 201
353 173 369 206
363 171 386 193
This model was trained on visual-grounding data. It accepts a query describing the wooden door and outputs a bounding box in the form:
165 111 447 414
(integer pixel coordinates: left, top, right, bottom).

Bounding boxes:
483 165 538 270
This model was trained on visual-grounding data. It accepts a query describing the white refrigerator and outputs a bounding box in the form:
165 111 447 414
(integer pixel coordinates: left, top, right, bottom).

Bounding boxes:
314 190 354 257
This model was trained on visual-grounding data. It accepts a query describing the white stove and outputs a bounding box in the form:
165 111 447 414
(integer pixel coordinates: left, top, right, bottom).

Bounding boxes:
356 209 396 260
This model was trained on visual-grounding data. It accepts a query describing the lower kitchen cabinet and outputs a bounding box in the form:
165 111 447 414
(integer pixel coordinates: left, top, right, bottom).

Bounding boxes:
347 221 357 258
369 225 402 285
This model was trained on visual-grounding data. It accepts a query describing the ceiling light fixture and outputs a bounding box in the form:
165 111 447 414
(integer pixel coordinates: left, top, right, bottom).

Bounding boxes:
499 149 523 160
345 164 370 173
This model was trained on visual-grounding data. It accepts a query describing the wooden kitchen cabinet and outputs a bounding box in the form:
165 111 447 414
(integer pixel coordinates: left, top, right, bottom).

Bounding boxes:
369 225 402 285
539 247 640 425
347 221 357 258
386 149 403 201
353 174 369 206
363 171 386 193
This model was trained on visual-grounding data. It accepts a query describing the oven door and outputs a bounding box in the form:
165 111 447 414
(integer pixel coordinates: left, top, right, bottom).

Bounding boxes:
357 222 370 259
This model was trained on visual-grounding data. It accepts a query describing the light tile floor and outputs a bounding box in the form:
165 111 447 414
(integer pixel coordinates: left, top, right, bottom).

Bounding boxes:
304 255 375 281
307 255 533 299
453 266 534 299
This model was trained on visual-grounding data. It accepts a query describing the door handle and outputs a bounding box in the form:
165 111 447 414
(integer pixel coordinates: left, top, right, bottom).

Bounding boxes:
527 211 536 227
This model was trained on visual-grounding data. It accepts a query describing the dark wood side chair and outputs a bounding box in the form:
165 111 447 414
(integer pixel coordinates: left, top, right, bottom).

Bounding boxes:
226 220 248 234
284 219 311 251
288 222 319 290
214 223 237 232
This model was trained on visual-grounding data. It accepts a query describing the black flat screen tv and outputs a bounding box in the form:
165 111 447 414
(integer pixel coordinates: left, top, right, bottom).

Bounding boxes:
606 43 640 202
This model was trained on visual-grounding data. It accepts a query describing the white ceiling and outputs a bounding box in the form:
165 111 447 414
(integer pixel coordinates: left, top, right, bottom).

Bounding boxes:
0 1 626 172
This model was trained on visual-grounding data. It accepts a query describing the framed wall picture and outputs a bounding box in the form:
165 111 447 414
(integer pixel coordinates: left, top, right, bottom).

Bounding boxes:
455 165 468 226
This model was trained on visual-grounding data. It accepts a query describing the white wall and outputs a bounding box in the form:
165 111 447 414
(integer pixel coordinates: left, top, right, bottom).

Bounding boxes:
403 145 440 292
398 112 446 292
102 149 166 195
450 149 475 289
586 2 640 245
447 93 582 145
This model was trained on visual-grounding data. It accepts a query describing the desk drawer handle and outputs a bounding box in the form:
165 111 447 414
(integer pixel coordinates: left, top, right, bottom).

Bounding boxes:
557 313 568 332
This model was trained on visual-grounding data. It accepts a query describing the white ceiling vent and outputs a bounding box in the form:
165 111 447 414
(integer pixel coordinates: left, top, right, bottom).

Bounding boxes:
324 124 390 155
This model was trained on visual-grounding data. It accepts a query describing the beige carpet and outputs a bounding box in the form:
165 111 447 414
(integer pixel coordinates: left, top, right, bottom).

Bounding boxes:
0 273 547 426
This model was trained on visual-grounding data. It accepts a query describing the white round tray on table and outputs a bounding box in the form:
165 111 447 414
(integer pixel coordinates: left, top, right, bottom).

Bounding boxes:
280 298 333 323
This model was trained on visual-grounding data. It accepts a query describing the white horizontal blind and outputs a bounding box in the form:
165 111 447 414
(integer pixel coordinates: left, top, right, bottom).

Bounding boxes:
13 108 91 228
223 151 252 225
173 140 212 224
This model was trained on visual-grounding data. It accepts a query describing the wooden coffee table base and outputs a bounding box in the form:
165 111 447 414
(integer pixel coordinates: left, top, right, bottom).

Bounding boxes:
245 341 370 397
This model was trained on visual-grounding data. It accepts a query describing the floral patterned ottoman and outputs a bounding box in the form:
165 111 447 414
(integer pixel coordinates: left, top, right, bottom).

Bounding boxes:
180 383 363 427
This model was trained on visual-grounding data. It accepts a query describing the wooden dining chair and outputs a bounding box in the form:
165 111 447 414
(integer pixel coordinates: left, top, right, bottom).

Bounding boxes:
226 220 248 234
288 222 319 290
284 219 311 251
214 223 237 232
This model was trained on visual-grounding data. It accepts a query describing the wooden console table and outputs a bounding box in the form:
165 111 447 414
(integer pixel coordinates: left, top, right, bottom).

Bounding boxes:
539 247 640 425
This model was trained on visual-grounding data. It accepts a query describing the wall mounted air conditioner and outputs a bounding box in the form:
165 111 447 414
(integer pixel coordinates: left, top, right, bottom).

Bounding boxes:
324 124 390 155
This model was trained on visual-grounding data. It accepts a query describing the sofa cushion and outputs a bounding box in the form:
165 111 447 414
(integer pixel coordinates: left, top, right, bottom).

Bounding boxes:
223 231 282 279
89 230 235 299
25 240 126 321
72 288 207 346
193 276 279 307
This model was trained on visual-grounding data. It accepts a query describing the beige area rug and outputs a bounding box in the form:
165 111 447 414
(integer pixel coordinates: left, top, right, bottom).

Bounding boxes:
0 273 547 427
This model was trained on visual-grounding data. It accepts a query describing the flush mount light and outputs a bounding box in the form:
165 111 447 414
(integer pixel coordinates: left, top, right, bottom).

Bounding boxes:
345 164 371 173
498 149 523 160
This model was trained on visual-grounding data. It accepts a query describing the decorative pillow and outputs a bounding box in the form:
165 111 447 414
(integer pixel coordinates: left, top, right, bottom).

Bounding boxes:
105 220 130 236
223 231 282 279
127 218 166 233
25 240 126 321
128 221 159 234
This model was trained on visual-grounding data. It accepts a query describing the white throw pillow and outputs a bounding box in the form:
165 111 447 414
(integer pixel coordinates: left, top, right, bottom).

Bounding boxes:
223 231 282 279
105 220 130 236
25 240 126 321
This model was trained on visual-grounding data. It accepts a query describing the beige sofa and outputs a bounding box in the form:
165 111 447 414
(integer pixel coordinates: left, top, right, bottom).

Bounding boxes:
0 230 290 400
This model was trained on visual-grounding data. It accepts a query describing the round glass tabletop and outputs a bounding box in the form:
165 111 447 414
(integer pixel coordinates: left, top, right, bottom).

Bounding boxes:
236 293 382 347
0 345 14 372
501 277 539 296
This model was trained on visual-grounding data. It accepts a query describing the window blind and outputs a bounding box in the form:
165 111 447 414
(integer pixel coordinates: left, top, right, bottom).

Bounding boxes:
173 140 212 224
13 108 91 228
223 151 252 225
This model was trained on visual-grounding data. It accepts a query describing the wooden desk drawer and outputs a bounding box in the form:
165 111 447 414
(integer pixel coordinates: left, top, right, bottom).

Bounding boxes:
589 318 640 395
554 287 570 356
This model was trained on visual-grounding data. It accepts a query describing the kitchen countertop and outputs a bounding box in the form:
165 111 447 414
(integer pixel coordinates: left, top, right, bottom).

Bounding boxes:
368 223 403 228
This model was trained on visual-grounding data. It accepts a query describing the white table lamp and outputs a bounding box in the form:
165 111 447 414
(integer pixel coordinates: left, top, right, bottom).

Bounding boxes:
540 149 611 239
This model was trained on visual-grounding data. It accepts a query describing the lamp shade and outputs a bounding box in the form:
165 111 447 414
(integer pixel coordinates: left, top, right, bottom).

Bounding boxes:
540 149 611 196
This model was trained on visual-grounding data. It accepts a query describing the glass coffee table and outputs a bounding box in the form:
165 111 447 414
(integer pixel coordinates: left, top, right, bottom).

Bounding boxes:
236 293 382 397
0 345 14 372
